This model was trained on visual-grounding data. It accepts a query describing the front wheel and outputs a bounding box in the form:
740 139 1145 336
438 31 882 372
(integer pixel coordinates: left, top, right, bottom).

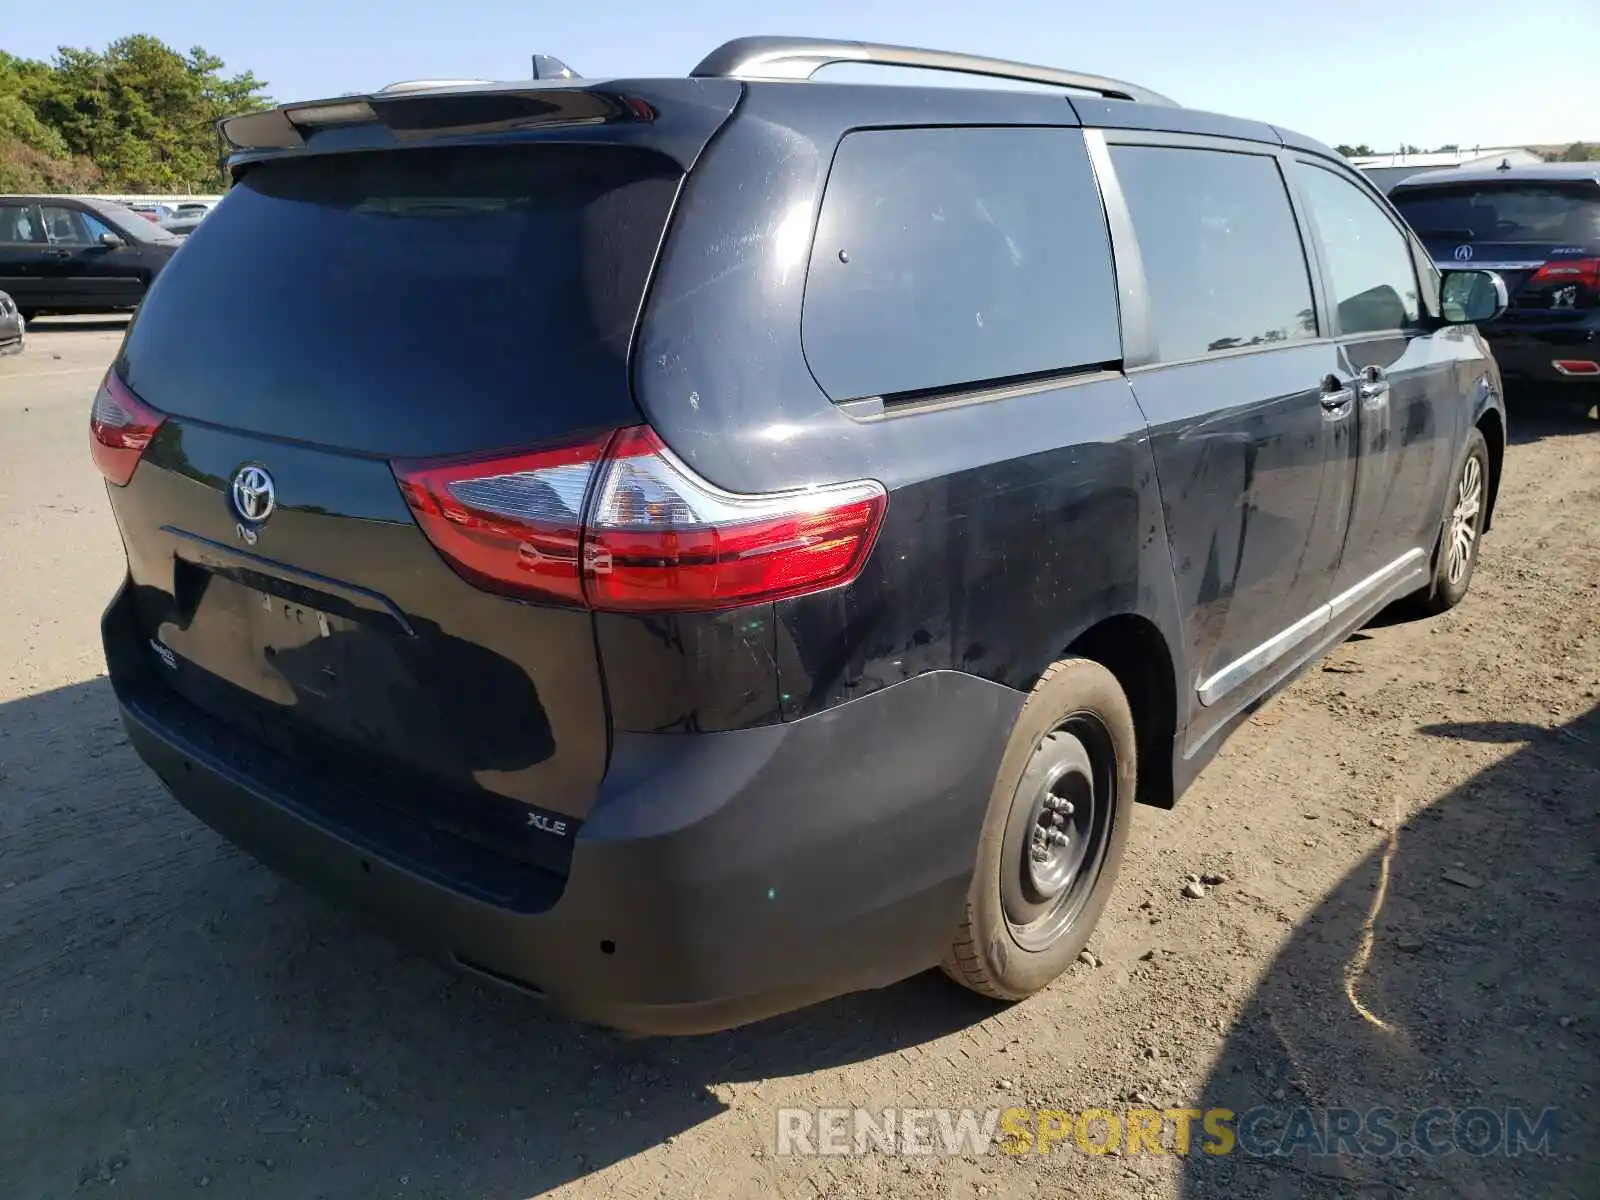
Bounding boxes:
1405 428 1490 618
942 656 1135 1001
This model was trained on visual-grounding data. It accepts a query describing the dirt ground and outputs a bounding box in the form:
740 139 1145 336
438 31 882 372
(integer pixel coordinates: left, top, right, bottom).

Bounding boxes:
2 319 1596 1200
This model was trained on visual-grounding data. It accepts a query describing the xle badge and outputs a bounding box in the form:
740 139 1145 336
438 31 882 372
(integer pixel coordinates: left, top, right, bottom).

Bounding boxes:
528 812 569 837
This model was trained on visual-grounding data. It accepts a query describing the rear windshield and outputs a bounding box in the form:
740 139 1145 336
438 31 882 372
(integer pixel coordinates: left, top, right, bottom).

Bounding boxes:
120 144 680 456
1391 182 1600 243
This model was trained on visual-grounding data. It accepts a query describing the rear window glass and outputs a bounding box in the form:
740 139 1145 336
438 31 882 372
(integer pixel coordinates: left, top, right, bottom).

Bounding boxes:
120 144 680 457
1391 183 1600 243
802 127 1119 401
1111 146 1317 361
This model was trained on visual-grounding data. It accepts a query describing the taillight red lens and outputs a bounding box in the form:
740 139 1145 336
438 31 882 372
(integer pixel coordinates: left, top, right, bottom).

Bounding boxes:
392 431 613 606
393 427 888 613
89 371 166 485
1528 258 1600 287
584 427 887 611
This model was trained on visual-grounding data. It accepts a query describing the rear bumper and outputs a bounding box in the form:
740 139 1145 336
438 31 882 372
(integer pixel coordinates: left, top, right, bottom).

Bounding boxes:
1484 320 1600 384
105 581 1021 1033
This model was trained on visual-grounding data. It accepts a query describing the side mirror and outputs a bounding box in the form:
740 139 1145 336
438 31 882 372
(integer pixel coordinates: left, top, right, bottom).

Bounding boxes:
1440 269 1508 324
99 231 125 248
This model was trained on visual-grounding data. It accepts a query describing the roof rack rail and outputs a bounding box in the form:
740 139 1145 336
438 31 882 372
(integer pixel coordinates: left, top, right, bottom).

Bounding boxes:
690 36 1176 106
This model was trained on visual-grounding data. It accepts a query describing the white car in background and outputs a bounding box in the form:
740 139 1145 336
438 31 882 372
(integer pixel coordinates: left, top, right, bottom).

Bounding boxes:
0 290 24 355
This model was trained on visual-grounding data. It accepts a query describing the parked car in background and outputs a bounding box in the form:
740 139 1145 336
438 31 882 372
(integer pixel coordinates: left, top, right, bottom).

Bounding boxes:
159 212 208 238
0 195 181 320
1390 163 1600 394
95 36 1509 1034
128 203 176 223
0 289 23 354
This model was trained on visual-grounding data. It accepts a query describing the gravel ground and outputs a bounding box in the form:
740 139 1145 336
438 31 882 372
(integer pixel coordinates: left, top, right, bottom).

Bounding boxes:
2 318 1596 1200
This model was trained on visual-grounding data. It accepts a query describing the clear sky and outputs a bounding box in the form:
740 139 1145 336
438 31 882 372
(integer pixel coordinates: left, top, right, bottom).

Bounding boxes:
8 0 1598 151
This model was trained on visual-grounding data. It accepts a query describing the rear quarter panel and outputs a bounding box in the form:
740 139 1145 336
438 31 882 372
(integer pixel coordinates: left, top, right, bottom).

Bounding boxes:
632 85 1190 729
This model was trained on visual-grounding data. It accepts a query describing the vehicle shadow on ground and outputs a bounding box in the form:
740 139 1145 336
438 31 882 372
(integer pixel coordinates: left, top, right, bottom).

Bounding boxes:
1505 386 1597 444
1179 701 1599 1199
0 677 997 1199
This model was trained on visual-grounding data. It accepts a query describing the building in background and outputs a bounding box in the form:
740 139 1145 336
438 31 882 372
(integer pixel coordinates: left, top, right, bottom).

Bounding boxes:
1351 147 1545 192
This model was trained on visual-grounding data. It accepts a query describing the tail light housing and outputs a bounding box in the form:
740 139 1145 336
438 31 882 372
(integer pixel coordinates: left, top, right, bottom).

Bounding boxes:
90 371 166 485
393 427 887 613
1527 258 1600 288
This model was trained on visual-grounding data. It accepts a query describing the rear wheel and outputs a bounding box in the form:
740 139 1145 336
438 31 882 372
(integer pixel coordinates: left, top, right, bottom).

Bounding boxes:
942 657 1135 1000
1405 428 1489 618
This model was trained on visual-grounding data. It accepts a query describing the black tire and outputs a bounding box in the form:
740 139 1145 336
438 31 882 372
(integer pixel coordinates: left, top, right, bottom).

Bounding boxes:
1404 427 1490 619
942 656 1136 1000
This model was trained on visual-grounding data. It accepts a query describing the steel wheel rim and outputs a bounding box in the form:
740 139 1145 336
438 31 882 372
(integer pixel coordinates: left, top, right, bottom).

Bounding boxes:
1447 453 1483 586
999 715 1116 952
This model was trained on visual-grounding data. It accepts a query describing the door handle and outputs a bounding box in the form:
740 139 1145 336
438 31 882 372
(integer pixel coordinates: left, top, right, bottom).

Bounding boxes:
1358 365 1389 403
42 247 70 259
1319 376 1355 414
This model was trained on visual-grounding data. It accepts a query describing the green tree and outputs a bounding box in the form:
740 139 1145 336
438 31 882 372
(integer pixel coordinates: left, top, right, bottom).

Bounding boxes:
0 51 102 190
0 36 269 193
1335 143 1375 157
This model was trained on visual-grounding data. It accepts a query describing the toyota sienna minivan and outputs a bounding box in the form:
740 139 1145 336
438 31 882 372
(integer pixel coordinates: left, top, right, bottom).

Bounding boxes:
95 36 1509 1033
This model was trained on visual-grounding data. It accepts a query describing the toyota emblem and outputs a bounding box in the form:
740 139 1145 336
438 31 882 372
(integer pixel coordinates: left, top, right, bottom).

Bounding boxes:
231 465 277 524
1453 244 1474 262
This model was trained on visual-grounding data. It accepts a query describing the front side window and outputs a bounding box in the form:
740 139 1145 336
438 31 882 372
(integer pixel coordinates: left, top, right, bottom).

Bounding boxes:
78 212 116 242
1292 163 1421 335
803 126 1121 401
41 205 92 244
1111 146 1318 361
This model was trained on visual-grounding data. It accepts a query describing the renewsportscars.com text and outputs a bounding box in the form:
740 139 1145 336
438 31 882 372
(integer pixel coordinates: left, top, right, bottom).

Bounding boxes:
774 1105 1560 1159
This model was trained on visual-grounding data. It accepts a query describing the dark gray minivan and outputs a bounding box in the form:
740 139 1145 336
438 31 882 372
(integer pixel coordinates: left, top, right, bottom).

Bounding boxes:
95 37 1509 1033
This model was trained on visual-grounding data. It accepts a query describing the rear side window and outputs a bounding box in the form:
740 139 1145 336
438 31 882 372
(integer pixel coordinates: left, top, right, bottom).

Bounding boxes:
802 127 1119 401
1291 163 1421 335
0 203 44 244
1112 146 1317 361
1391 182 1600 243
120 144 680 457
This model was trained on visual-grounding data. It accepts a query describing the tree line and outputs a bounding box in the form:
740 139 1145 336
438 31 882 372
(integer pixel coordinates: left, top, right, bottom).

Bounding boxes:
0 35 270 194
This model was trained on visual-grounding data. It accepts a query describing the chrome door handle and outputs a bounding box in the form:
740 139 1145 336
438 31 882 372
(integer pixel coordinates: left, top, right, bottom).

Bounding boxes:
1320 376 1355 413
1358 365 1389 403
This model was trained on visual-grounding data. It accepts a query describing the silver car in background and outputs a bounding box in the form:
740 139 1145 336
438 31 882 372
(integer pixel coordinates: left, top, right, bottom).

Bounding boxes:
0 290 24 355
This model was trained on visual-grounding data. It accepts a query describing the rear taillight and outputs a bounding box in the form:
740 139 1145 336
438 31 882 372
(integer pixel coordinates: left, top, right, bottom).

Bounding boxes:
1527 258 1600 288
393 428 887 613
584 427 886 611
392 431 612 606
90 371 166 485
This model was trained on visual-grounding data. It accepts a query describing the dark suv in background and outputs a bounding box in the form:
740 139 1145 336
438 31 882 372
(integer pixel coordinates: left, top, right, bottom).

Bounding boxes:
0 194 181 320
1391 163 1600 395
94 37 1509 1034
